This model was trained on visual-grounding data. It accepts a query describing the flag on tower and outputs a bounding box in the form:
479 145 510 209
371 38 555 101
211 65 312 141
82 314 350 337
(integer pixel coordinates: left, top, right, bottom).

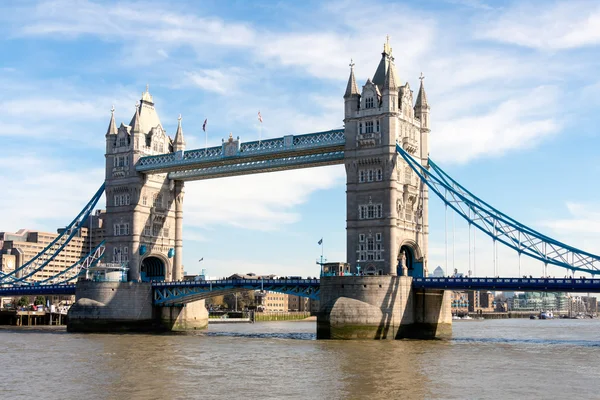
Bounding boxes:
202 119 207 132
258 111 263 123
318 238 323 245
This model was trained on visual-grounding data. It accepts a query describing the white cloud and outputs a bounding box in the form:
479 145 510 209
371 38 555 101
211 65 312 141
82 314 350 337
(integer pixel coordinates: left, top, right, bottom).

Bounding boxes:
0 154 104 232
184 166 345 231
432 86 561 163
478 2 600 50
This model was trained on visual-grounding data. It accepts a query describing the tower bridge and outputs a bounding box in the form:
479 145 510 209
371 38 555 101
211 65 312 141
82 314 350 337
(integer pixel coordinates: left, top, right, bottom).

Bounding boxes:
4 39 600 338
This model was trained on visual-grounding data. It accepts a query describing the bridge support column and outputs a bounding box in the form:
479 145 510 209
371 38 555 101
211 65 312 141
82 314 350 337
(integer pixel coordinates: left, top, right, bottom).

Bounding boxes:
158 300 208 331
67 281 208 332
317 276 451 340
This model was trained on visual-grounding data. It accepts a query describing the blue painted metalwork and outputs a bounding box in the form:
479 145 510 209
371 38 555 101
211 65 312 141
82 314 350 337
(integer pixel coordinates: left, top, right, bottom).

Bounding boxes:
0 284 76 297
135 129 345 178
34 241 106 285
0 184 106 284
413 277 600 293
397 144 600 275
152 279 321 306
168 151 344 181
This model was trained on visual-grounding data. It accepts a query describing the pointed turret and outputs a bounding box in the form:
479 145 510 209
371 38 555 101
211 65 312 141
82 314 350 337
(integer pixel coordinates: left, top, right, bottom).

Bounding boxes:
173 114 186 152
131 103 142 133
415 72 428 109
344 60 360 98
344 60 361 118
106 105 117 136
383 61 398 91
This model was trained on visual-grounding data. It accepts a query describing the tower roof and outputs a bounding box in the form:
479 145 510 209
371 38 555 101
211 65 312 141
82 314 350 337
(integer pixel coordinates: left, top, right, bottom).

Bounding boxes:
344 59 360 98
372 36 394 89
173 114 185 149
415 73 429 108
106 105 117 135
129 85 163 134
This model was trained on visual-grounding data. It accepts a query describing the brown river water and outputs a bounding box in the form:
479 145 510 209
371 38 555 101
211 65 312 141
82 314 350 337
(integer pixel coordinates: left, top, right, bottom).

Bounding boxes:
0 319 599 400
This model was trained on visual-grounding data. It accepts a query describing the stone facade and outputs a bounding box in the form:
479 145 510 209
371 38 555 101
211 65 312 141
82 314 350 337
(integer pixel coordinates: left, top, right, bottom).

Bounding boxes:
104 89 185 282
344 38 430 277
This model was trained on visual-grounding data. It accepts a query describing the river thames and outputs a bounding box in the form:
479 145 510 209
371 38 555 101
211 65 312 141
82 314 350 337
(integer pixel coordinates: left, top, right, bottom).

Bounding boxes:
0 319 599 399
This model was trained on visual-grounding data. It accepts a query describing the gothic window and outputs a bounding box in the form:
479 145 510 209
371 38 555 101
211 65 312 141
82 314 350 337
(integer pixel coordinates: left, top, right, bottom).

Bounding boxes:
365 97 374 109
376 168 383 181
359 123 362 133
143 224 151 236
113 157 118 168
365 121 374 133
367 237 374 251
359 204 383 220
118 157 124 167
125 194 130 205
142 196 147 206
359 170 366 183
405 204 413 222
376 233 382 241
119 138 126 147
359 234 365 242
153 194 163 208
359 206 367 219
368 170 374 182
114 195 119 206
376 120 380 132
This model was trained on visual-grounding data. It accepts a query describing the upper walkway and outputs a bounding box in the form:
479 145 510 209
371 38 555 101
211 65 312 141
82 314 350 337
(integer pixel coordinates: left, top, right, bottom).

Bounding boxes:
136 129 345 180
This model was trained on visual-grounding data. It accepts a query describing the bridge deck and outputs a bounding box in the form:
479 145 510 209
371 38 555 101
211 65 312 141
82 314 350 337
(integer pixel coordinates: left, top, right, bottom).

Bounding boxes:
413 277 600 292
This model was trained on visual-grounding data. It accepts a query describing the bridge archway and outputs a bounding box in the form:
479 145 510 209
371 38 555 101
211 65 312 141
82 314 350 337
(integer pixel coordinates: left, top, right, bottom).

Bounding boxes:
141 255 167 282
398 241 424 277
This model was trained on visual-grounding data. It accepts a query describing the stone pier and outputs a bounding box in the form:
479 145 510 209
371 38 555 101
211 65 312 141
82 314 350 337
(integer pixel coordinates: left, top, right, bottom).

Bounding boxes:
317 276 451 340
67 281 208 332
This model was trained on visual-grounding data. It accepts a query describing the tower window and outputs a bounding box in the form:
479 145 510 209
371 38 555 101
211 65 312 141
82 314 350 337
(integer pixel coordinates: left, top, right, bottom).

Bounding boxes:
359 234 365 242
365 97 374 109
365 121 374 133
376 168 383 181
359 170 366 183
119 138 126 147
376 233 382 241
376 120 380 132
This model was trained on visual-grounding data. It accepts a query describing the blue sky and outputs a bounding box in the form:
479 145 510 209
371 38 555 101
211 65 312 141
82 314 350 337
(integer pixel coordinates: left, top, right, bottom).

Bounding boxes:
1 0 600 279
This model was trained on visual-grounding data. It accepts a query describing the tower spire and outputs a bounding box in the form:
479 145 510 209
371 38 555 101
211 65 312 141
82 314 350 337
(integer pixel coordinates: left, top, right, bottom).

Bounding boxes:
131 102 142 133
344 59 360 98
106 105 117 135
415 72 428 108
173 114 186 151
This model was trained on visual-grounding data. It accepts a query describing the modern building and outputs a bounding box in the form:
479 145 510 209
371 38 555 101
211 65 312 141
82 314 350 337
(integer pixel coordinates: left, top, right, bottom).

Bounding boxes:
468 290 494 313
429 266 444 278
0 210 106 283
508 292 570 312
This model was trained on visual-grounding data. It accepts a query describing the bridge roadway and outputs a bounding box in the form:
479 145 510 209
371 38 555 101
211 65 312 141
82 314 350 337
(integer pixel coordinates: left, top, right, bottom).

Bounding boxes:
413 277 600 292
2 278 600 305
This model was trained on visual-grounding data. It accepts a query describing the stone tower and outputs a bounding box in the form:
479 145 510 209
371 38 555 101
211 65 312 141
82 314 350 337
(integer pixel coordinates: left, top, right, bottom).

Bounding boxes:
104 87 185 282
344 38 430 277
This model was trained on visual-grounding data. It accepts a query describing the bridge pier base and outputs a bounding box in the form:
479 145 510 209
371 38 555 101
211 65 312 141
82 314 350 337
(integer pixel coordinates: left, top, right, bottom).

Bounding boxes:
317 276 451 340
67 281 208 332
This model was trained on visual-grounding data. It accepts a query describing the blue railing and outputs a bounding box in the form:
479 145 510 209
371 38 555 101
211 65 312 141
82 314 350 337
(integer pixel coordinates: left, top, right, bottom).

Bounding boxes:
413 277 600 292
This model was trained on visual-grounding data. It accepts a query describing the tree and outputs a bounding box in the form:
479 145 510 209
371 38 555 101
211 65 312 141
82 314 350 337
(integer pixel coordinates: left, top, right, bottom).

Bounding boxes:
17 296 28 307
34 296 46 306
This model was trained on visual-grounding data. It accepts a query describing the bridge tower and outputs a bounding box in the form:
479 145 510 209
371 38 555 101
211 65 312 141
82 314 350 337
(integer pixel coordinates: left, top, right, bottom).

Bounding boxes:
68 87 207 332
103 87 184 282
318 39 450 340
344 38 429 277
